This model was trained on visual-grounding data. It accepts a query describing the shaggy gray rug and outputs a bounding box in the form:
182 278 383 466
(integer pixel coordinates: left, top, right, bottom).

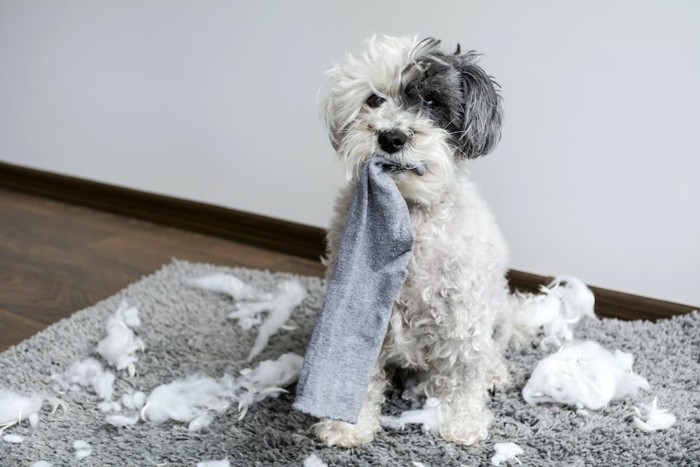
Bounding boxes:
1 260 698 466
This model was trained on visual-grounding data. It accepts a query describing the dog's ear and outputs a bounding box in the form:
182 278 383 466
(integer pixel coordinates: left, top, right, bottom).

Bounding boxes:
454 53 503 159
323 95 342 151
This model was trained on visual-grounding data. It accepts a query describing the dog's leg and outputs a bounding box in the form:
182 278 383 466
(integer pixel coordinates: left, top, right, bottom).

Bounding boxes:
313 364 387 448
434 369 493 445
427 332 505 445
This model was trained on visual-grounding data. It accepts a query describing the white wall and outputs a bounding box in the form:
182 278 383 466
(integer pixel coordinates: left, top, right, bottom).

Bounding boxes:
1 1 698 306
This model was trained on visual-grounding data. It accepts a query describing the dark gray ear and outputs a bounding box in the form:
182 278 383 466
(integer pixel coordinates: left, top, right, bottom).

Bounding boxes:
455 53 503 159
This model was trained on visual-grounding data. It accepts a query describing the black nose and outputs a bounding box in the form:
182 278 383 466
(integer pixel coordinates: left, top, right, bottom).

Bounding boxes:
378 129 408 154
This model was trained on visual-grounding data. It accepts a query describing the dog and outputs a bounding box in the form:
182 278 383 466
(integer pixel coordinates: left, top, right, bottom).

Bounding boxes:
312 35 557 448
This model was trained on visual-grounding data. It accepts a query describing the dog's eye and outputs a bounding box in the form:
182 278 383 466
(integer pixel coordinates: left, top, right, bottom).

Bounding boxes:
366 94 386 109
424 97 438 109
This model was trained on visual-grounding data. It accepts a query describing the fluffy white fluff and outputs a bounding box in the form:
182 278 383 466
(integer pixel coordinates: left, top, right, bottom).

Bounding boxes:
522 341 650 410
230 280 306 361
104 391 146 427
141 353 303 429
105 413 140 428
196 460 231 467
29 462 53 467
188 274 271 301
3 433 25 443
51 358 116 402
121 390 146 411
189 274 306 360
235 352 304 418
491 442 524 466
303 453 329 467
0 388 44 431
141 375 232 431
96 300 145 376
515 276 595 347
73 439 93 460
632 397 676 432
197 459 231 467
380 397 441 434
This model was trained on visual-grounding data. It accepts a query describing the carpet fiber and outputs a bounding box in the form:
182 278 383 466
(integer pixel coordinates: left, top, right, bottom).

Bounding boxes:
1 260 698 466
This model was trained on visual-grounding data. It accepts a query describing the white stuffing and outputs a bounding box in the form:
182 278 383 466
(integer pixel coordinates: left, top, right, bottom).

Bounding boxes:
188 274 271 301
491 442 524 466
141 375 232 431
303 454 328 467
0 388 44 432
228 302 272 330
380 397 441 433
30 462 53 467
106 413 140 428
189 274 306 361
99 401 122 412
96 300 145 376
141 353 303 429
517 276 595 347
73 439 93 460
632 397 676 432
51 358 116 402
3 433 25 443
235 352 304 419
522 341 650 410
227 280 306 361
196 460 231 467
121 390 147 411
104 391 145 427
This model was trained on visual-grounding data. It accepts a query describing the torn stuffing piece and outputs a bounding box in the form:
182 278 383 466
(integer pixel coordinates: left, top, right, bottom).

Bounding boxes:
516 276 595 347
187 274 271 302
0 388 44 432
196 460 231 467
188 274 306 360
3 433 25 443
73 439 93 460
380 397 441 434
141 353 303 429
96 300 145 376
141 375 233 431
227 280 307 361
121 390 146 411
235 352 304 419
97 401 122 413
51 358 116 402
303 453 329 467
491 442 524 466
522 340 650 410
104 391 146 427
105 413 140 428
632 397 676 432
29 462 53 467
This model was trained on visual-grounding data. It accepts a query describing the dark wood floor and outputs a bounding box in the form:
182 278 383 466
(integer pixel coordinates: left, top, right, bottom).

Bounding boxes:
0 187 325 352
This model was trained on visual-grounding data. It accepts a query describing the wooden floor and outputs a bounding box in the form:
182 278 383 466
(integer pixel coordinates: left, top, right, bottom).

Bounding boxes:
0 187 325 352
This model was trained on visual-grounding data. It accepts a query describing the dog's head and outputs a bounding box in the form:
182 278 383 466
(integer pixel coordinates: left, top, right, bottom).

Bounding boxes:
323 36 502 204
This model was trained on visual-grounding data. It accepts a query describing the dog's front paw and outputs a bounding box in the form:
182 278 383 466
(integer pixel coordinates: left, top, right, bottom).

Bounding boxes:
438 408 491 446
313 418 379 448
488 360 511 392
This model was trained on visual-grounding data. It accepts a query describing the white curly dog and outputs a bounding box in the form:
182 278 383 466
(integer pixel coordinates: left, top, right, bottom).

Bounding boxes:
313 35 592 448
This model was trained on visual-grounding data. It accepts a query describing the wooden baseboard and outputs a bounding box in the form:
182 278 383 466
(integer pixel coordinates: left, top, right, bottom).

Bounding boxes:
1 161 695 321
0 161 325 260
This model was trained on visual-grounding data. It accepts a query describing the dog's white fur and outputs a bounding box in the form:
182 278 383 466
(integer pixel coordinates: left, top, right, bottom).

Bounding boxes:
313 36 562 447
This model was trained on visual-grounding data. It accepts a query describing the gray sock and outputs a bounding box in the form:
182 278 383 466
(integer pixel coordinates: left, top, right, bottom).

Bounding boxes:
293 155 426 423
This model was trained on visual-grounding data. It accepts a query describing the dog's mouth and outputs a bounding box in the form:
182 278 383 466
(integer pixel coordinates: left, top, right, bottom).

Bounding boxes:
374 155 428 176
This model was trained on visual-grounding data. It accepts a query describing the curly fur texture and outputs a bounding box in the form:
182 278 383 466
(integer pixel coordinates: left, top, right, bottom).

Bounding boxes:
314 36 558 447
